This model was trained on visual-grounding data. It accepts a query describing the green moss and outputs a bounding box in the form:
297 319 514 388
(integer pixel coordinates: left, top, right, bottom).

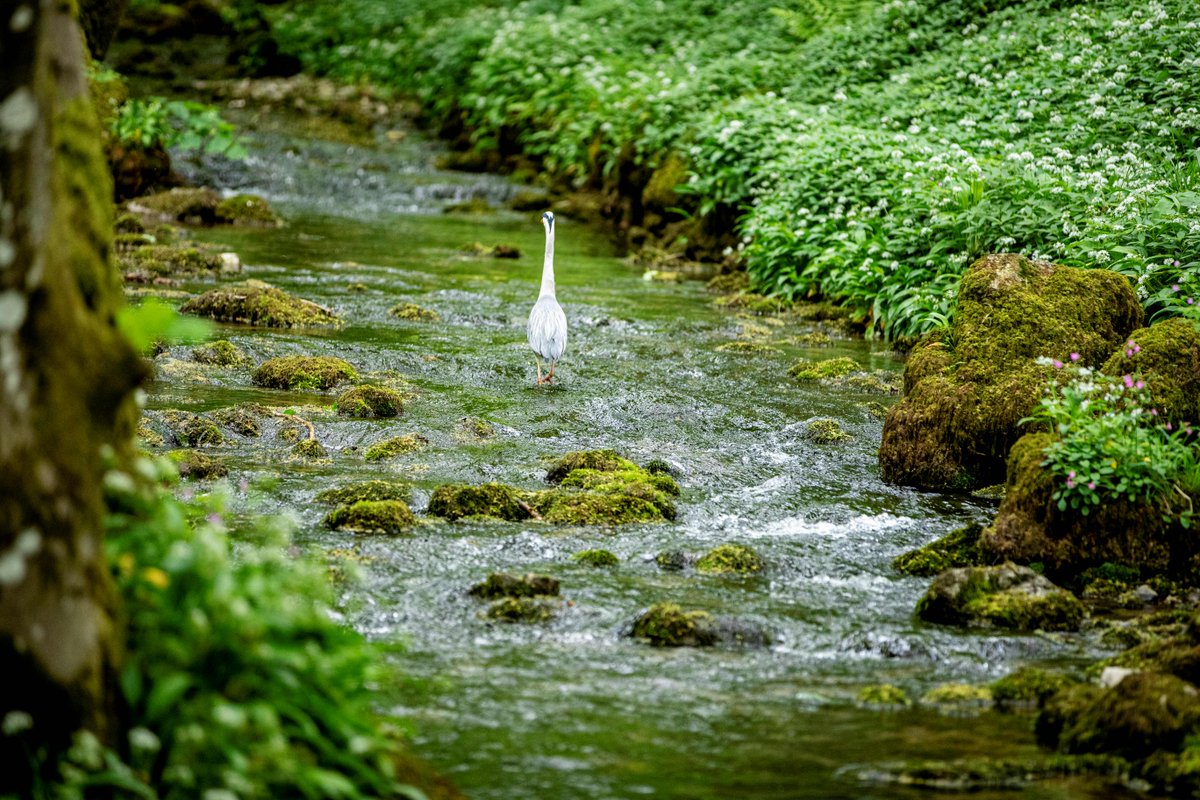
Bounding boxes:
572 549 619 567
1101 318 1200 425
316 481 411 506
880 254 1143 492
181 280 343 328
696 543 764 575
209 406 261 437
118 244 226 276
530 491 667 525
643 459 675 477
545 449 637 483
214 194 281 227
630 603 717 647
167 449 227 480
427 483 528 521
893 523 986 576
789 357 858 380
336 385 405 418
469 573 560 599
858 684 911 707
879 754 1127 791
253 356 358 391
716 340 781 354
323 500 415 534
642 153 688 212
990 667 1074 710
804 418 851 444
162 411 223 447
364 434 428 461
706 272 750 295
191 340 250 367
559 467 680 497
388 302 440 322
655 551 687 571
443 197 493 214
916 563 1086 632
921 683 993 708
137 418 165 447
457 416 496 438
485 597 557 623
114 212 145 234
291 439 328 460
714 292 789 315
794 331 833 346
128 187 221 224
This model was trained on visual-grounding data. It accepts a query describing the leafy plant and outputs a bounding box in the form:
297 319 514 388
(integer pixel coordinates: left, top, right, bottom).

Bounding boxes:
111 98 247 158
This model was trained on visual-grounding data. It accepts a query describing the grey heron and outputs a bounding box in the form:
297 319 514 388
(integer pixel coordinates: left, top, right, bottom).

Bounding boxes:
527 211 567 385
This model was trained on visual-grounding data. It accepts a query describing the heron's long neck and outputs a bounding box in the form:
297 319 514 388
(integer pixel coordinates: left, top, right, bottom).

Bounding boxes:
540 227 556 298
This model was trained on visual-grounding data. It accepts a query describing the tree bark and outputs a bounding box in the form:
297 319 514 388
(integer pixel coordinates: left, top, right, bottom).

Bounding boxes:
78 0 128 58
0 0 146 786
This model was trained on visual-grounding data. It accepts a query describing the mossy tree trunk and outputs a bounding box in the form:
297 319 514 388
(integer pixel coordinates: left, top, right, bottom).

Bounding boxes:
78 0 127 58
0 0 145 786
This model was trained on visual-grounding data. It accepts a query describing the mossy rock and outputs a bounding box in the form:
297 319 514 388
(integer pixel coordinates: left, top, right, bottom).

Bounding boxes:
161 411 223 447
642 153 688 213
118 244 229 277
427 483 529 522
113 212 145 234
893 523 987 577
706 272 750 295
696 543 763 575
457 416 496 439
529 490 667 525
191 339 251 367
364 434 428 462
630 603 717 647
316 480 411 506
990 667 1075 711
1100 318 1200 425
485 597 557 623
469 573 560 599
253 355 358 391
920 683 994 710
545 449 637 484
180 280 342 328
136 418 165 447
716 340 780 354
872 754 1127 791
168 449 227 480
291 439 328 460
803 418 851 444
556 470 677 520
858 684 910 707
916 563 1086 632
337 385 404 418
127 187 221 224
981 432 1193 578
209 406 261 437
214 194 281 227
389 302 439 323
643 459 677 477
714 292 789 315
572 549 618 567
879 254 1142 491
655 550 688 571
323 500 415 534
789 357 858 380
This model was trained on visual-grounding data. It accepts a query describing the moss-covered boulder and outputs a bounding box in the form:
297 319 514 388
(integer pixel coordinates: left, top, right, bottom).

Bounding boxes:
545 449 636 484
858 684 911 708
879 254 1142 491
630 603 717 647
572 549 619 567
990 667 1075 711
427 483 529 522
209 406 262 437
323 500 415 534
161 410 223 447
337 385 404 418
456 417 496 439
916 563 1086 632
388 302 439 322
980 433 1194 578
364 434 428 462
190 339 251 367
214 194 281 227
168 449 227 480
118 243 233 278
316 480 411 506
556 469 678 520
291 439 328 460
528 491 666 525
128 187 221 225
920 683 994 712
893 523 987 576
181 280 343 328
803 418 851 444
696 543 763 575
253 355 357 391
485 597 558 623
1101 318 1200 425
789 357 858 380
469 573 560 599
655 550 688 571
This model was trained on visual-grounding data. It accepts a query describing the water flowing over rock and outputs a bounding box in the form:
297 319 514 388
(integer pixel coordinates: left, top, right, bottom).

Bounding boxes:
916 563 1086 632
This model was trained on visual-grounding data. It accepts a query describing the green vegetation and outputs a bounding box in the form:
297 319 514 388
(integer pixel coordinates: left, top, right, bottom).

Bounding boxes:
190 339 251 367
111 97 246 158
630 603 717 648
858 684 910 707
181 280 344 328
389 302 440 322
274 0 1200 339
316 480 412 506
572 549 619 567
892 523 986 577
695 543 764 575
253 355 358 390
364 434 427 461
324 499 417 533
338 386 406 418
469 573 560 599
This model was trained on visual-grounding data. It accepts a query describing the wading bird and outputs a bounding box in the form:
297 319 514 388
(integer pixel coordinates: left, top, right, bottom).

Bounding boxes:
527 211 568 385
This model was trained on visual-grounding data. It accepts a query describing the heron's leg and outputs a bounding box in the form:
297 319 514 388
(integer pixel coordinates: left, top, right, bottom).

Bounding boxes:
535 359 543 385
547 362 555 383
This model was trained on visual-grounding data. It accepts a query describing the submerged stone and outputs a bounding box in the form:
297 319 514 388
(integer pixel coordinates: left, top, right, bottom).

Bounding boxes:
486 597 558 623
324 500 415 534
388 302 439 322
789 357 858 380
469 573 560 599
364 434 428 462
696 543 763 575
168 449 227 480
427 483 529 522
879 254 1142 492
161 410 223 447
316 480 411 506
190 339 251 367
655 550 688 571
916 563 1086 632
253 355 358 391
572 549 619 567
180 280 343 328
337 385 405 418
893 523 987 577
630 603 717 647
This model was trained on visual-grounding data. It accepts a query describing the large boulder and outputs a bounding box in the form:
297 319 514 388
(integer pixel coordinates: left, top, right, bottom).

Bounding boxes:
879 254 1141 491
916 562 1086 631
1101 317 1200 425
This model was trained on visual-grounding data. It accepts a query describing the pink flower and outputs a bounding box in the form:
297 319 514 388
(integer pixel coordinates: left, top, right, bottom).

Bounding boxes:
1066 478 1075 489
1173 284 1182 292
1175 260 1182 267
1189 298 1195 305
206 513 222 526
1087 481 1096 490
1167 422 1174 431
1123 374 1134 388
1136 379 1144 389
1151 408 1159 416
1070 352 1080 361
1052 359 1064 369
1068 471 1076 479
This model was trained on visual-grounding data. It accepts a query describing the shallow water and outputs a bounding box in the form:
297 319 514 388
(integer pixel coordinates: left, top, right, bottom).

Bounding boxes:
150 115 1135 799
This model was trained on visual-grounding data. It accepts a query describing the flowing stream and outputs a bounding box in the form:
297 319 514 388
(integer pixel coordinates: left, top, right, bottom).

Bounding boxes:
150 111 1132 800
